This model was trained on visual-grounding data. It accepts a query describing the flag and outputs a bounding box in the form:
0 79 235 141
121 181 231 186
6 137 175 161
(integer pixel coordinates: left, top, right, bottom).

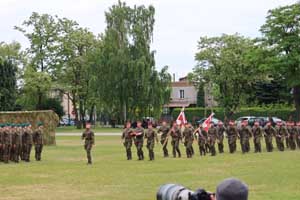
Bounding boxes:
176 107 187 126
202 113 214 132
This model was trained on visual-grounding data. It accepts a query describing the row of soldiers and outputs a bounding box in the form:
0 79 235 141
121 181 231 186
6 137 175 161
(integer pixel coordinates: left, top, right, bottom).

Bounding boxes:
0 122 44 164
121 120 300 160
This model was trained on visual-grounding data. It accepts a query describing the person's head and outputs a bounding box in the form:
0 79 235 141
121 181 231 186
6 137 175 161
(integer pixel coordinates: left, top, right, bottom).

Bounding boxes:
85 123 91 130
210 122 214 128
185 123 189 128
148 123 153 129
215 178 248 200
126 122 131 129
137 121 142 128
218 121 223 127
162 121 167 127
241 121 247 127
172 121 177 128
266 122 271 127
229 121 234 127
277 121 282 127
254 121 259 127
297 122 300 127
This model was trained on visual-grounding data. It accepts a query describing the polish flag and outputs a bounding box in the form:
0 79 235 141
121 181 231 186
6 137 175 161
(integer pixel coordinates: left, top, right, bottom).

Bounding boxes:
202 113 215 132
176 108 187 126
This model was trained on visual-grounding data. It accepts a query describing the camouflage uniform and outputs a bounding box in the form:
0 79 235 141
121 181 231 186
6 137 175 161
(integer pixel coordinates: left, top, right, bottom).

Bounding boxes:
0 127 3 162
121 128 134 160
158 125 170 157
22 127 33 162
297 125 300 149
170 127 182 158
216 126 226 153
145 128 158 160
264 125 276 152
81 129 95 164
3 128 12 163
207 126 217 156
276 126 287 151
11 128 22 162
252 126 263 153
182 127 194 158
33 128 44 161
134 127 144 160
226 126 238 153
287 125 297 150
194 128 207 156
239 126 252 153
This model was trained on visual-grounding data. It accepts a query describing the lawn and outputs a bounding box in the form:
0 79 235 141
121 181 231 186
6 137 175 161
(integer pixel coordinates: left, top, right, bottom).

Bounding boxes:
0 136 300 200
56 126 122 133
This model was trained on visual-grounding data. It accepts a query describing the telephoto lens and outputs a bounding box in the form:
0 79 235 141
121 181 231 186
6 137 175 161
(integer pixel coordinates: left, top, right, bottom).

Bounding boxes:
156 184 212 200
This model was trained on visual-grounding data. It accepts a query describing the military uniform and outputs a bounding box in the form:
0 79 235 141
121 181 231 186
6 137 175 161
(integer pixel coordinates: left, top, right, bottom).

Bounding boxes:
287 125 297 150
182 127 194 158
297 124 300 149
170 127 182 158
121 128 134 160
239 126 252 153
81 129 95 164
145 128 158 160
11 127 22 162
264 125 276 152
252 126 263 153
0 126 3 162
22 126 33 162
134 127 145 160
276 126 287 151
226 126 238 153
194 127 207 156
216 125 226 153
158 125 170 157
207 126 217 156
33 128 44 161
2 127 12 163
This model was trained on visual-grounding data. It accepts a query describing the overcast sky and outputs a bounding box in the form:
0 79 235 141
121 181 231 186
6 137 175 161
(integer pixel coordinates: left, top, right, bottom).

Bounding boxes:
0 0 296 79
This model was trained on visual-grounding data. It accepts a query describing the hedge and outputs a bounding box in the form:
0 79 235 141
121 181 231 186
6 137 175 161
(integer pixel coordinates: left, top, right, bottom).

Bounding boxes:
172 107 296 123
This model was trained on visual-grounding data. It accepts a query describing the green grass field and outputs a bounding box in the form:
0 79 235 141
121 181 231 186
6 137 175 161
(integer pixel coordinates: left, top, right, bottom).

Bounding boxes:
56 126 122 133
1 136 300 200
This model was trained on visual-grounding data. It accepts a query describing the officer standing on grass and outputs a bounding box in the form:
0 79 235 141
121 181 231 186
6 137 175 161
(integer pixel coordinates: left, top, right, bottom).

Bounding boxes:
134 121 145 160
226 121 238 153
182 123 194 158
194 124 207 156
22 123 33 162
252 121 263 153
275 121 286 151
3 123 12 163
81 123 95 164
0 124 4 162
296 122 300 149
207 122 217 156
157 121 170 158
121 122 134 160
238 121 252 154
145 123 158 161
169 121 182 158
33 122 44 161
216 121 225 153
264 122 276 152
287 122 297 150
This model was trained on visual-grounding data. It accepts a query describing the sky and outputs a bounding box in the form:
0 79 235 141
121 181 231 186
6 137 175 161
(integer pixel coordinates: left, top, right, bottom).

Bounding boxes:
0 0 296 79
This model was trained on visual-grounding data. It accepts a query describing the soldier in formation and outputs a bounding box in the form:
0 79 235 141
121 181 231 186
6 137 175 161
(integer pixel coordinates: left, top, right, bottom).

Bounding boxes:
226 121 238 153
275 121 287 151
169 121 182 158
193 124 207 156
238 121 252 154
207 122 217 156
157 121 169 157
252 121 263 153
145 123 158 161
264 122 276 152
134 121 145 160
81 123 95 164
216 121 225 153
121 122 134 160
182 123 194 158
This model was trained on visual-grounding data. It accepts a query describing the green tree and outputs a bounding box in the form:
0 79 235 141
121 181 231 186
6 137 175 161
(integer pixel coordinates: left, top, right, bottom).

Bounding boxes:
260 3 300 120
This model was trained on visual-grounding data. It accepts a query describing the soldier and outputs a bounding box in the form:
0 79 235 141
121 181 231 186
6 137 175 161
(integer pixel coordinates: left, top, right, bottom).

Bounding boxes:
182 123 194 158
145 123 158 161
207 122 217 156
121 122 134 160
157 121 170 157
11 124 22 163
252 121 263 153
216 121 225 153
33 122 44 161
193 124 207 156
169 122 182 158
188 123 195 156
134 121 145 160
226 121 238 153
81 123 95 164
287 122 297 150
275 121 287 151
22 123 33 162
264 122 276 152
3 124 12 163
297 122 300 149
0 124 3 162
238 121 252 154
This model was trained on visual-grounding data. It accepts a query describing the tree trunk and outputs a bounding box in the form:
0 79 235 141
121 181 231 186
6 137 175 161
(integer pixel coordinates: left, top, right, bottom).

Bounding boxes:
89 104 95 125
293 85 300 121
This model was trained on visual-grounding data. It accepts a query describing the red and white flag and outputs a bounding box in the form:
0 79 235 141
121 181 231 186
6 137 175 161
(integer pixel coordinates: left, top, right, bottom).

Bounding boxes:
176 107 187 126
202 113 214 132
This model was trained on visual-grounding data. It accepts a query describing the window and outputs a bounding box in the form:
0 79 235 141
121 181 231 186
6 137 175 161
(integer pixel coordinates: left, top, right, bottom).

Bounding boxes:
179 90 185 99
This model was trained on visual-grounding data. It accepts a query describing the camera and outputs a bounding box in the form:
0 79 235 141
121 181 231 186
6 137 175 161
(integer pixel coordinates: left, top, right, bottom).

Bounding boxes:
157 184 213 200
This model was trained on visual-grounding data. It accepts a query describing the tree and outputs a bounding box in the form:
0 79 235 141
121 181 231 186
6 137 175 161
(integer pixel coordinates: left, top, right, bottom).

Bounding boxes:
260 3 300 120
191 34 263 118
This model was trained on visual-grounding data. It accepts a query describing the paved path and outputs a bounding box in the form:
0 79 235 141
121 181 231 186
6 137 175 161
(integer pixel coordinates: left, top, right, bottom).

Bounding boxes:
56 132 121 136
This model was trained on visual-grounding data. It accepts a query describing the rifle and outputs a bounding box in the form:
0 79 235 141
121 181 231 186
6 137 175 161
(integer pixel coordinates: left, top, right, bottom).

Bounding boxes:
162 127 175 146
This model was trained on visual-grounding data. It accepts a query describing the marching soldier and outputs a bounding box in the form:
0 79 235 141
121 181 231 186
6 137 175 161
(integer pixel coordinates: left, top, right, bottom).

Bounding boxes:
157 121 170 157
226 121 238 153
275 121 287 151
134 121 145 160
22 123 33 162
188 123 195 156
33 122 44 161
216 121 225 153
194 124 207 156
238 121 252 154
207 122 217 156
81 123 95 164
287 122 297 150
121 122 134 160
297 122 300 149
145 123 158 161
0 124 4 162
252 121 263 153
169 122 182 158
11 124 22 162
264 122 276 152
3 124 12 163
182 123 194 158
